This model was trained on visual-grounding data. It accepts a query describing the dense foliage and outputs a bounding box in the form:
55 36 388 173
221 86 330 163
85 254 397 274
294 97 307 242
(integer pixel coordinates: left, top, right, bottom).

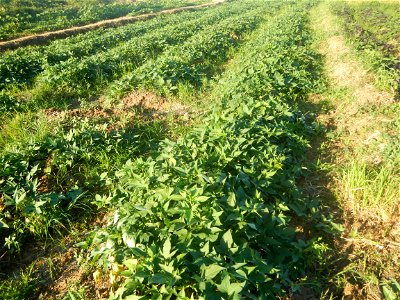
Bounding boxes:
0 119 168 253
0 0 208 40
34 6 261 100
0 0 282 258
2 1 400 298
0 1 342 298
83 4 333 298
0 5 227 89
0 1 272 116
106 8 270 98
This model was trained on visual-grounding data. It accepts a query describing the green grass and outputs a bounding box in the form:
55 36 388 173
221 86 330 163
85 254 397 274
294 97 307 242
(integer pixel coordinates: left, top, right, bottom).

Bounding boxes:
0 265 40 300
343 160 399 211
0 111 53 152
309 2 400 299
330 1 400 97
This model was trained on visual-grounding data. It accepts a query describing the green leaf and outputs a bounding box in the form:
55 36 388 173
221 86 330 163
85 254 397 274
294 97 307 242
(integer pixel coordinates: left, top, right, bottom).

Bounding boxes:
229 282 245 295
222 230 233 248
382 285 397 300
227 192 236 207
196 196 209 202
29 164 40 176
0 219 9 229
204 264 225 280
162 238 171 259
149 273 173 285
159 263 174 274
217 275 230 294
125 295 144 300
123 258 138 271
200 241 210 255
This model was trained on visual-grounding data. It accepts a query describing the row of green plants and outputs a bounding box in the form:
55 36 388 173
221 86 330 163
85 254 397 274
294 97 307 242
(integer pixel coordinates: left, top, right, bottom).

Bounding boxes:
0 1 266 116
82 3 336 299
0 117 168 255
0 0 208 41
34 4 262 101
331 1 400 97
0 7 203 88
0 0 274 260
0 2 249 89
340 1 400 47
105 6 278 99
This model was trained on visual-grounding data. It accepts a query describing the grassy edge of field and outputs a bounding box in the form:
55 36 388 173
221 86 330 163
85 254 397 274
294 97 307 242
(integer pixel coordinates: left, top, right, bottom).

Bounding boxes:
309 2 400 299
330 1 400 98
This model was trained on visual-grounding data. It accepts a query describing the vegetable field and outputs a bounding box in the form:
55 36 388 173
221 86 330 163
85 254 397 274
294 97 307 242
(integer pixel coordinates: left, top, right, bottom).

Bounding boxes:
0 0 209 41
0 0 399 299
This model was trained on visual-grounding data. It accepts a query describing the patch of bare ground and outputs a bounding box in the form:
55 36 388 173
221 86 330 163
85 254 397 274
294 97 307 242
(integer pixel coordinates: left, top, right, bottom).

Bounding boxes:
310 3 399 299
45 90 194 130
37 241 110 300
0 212 111 299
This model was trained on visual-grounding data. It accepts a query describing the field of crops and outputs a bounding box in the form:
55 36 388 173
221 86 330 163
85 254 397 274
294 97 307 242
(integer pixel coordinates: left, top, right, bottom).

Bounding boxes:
0 0 399 299
0 0 208 41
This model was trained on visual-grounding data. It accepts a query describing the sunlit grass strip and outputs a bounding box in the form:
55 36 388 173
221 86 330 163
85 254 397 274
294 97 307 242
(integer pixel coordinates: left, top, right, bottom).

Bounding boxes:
343 161 400 214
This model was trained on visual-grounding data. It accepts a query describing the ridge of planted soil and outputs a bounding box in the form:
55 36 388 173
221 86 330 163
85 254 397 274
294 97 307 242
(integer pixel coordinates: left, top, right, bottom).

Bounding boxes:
0 0 225 52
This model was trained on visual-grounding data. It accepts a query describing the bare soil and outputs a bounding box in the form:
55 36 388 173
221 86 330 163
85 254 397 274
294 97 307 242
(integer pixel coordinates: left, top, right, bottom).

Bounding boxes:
46 90 193 130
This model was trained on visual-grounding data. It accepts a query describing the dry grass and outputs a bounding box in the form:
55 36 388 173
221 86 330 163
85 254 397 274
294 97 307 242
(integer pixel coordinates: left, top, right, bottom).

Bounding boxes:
310 2 400 298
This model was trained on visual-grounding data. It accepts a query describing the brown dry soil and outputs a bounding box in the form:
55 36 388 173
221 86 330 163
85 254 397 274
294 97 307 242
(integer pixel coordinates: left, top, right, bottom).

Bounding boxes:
46 90 195 131
0 0 225 52
37 213 111 299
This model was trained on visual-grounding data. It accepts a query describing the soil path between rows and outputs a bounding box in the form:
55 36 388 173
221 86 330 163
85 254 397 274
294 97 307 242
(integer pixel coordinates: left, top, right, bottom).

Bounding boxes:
310 2 398 299
0 0 225 52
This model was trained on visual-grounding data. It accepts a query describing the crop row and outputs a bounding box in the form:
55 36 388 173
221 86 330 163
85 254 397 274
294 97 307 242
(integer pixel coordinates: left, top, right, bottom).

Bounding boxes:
82 3 332 299
0 0 207 41
34 4 265 101
0 0 281 258
0 4 235 89
106 8 273 99
0 11 186 88
0 1 273 116
0 118 168 254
